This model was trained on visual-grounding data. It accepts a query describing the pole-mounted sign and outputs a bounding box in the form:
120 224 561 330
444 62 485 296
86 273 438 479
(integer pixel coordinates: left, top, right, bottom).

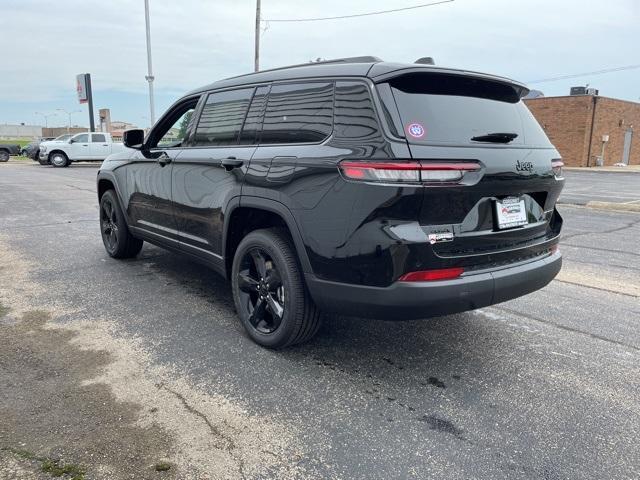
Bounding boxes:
76 73 95 132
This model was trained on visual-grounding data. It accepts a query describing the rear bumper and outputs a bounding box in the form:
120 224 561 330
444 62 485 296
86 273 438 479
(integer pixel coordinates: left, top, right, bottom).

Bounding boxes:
305 251 562 320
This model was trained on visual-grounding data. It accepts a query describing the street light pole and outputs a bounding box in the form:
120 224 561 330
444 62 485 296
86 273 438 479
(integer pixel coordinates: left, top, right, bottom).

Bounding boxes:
35 112 56 128
254 0 261 72
56 109 82 133
144 0 156 125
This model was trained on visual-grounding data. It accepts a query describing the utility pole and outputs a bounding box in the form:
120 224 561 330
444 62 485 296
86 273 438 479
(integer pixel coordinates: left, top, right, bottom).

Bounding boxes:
144 0 156 124
254 0 261 72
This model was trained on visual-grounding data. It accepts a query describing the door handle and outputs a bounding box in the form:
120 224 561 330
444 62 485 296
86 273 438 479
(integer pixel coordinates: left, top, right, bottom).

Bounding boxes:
157 153 172 167
220 156 244 171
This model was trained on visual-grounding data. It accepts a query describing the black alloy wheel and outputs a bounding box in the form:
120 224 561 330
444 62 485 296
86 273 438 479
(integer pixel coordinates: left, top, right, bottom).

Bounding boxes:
99 190 143 259
101 196 120 253
231 229 321 348
237 247 286 334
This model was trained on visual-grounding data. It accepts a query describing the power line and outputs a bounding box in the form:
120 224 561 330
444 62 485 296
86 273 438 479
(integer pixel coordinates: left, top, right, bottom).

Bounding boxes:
263 0 454 22
527 64 640 84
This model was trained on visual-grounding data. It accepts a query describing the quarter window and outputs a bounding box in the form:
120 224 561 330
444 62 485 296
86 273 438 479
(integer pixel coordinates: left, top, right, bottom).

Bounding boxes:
261 82 334 144
333 81 381 140
194 88 254 146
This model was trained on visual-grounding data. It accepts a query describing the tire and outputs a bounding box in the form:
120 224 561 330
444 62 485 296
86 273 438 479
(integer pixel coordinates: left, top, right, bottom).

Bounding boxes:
50 152 69 168
0 150 9 162
231 228 321 349
99 190 143 259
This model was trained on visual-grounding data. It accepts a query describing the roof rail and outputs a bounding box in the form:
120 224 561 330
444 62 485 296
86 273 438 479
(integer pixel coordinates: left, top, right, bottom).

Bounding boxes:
415 57 435 65
252 56 383 75
310 56 383 65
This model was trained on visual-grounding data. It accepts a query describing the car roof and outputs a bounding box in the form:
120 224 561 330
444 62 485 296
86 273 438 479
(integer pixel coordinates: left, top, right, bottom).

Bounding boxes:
186 56 528 97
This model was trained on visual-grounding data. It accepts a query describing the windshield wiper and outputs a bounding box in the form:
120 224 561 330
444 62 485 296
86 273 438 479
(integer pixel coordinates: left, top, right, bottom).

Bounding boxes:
471 132 518 143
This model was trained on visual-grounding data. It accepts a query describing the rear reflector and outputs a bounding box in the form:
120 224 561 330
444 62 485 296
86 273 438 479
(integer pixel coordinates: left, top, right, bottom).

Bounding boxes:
339 161 480 183
398 267 465 282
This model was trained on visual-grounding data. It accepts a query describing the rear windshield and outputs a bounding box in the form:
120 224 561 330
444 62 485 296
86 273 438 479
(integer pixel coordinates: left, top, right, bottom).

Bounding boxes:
384 73 551 147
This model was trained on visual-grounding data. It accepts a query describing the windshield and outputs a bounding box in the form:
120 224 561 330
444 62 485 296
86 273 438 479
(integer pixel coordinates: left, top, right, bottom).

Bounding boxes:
53 134 72 141
384 73 551 147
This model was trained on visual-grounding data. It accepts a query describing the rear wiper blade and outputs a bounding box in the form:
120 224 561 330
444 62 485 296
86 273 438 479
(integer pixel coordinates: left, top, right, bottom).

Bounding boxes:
471 132 519 143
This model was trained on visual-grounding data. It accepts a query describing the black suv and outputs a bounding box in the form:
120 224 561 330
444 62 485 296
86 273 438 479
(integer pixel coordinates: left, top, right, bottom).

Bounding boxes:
97 56 564 348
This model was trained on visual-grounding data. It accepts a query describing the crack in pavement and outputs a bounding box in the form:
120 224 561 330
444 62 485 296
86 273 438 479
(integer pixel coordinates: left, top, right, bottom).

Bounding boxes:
562 218 640 241
554 278 639 298
157 383 247 479
493 305 640 353
4 219 96 230
65 184 97 194
560 243 640 258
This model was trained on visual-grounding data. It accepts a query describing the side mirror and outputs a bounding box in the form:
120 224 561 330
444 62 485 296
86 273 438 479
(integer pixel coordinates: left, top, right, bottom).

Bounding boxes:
69 138 75 144
123 129 145 150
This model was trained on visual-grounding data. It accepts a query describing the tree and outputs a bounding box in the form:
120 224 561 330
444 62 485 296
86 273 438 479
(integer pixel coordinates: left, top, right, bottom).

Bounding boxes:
177 111 192 140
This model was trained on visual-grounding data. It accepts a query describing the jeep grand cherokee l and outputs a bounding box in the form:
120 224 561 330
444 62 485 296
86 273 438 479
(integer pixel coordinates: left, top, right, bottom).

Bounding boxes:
97 56 564 348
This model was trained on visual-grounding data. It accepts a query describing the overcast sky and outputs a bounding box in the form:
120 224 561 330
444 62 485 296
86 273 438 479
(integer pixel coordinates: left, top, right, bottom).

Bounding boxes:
1 0 638 128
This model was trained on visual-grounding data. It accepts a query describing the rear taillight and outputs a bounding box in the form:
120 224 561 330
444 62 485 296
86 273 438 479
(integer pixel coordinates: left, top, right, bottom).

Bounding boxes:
552 159 564 178
398 267 465 282
339 161 480 184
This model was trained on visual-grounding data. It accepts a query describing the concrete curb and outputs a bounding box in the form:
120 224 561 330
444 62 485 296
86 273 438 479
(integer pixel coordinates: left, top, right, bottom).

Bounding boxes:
564 167 640 174
586 201 640 213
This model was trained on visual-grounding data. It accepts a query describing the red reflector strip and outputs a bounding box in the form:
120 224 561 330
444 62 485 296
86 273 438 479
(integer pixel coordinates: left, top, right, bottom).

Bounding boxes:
341 161 422 170
420 162 480 171
398 267 465 282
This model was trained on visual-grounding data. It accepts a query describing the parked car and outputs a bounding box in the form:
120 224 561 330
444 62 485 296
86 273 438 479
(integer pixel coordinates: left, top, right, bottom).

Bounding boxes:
97 56 564 348
21 136 57 163
39 132 125 167
0 143 21 162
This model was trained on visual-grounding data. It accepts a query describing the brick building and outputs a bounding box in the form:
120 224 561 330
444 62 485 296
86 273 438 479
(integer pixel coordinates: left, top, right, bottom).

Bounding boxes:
524 95 639 167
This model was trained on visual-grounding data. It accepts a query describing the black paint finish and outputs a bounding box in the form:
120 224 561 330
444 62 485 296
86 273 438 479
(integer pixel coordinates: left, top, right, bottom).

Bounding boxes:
98 59 564 320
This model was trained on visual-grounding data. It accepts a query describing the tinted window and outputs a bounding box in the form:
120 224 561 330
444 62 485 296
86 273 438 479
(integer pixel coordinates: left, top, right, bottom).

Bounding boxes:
261 82 334 144
333 81 381 141
91 134 106 143
239 85 269 145
194 88 253 146
387 73 551 147
157 107 196 148
74 134 88 143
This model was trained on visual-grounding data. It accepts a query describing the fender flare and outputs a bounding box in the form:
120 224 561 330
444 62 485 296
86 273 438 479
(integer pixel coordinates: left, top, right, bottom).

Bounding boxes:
223 196 313 274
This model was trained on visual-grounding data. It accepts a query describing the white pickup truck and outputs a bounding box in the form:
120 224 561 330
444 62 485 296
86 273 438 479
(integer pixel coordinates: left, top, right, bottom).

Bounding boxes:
39 132 126 167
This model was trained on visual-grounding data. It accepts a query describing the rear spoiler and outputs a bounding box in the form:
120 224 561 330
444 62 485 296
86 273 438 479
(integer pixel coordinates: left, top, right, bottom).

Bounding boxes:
370 65 530 99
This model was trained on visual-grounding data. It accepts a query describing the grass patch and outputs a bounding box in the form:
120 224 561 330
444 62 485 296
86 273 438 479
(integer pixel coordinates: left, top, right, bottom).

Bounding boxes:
0 139 31 148
41 459 85 479
0 302 10 318
2 447 38 461
1 447 86 480
154 462 172 472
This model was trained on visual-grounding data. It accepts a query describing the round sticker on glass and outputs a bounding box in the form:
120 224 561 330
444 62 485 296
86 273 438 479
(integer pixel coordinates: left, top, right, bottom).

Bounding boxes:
406 122 426 139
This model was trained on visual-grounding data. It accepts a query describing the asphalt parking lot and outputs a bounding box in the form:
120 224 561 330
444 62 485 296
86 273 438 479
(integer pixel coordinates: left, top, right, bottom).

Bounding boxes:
560 170 640 206
1 162 639 479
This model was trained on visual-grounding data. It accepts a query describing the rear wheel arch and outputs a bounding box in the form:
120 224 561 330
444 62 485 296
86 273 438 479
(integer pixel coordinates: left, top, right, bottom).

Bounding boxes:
223 200 312 280
97 178 116 200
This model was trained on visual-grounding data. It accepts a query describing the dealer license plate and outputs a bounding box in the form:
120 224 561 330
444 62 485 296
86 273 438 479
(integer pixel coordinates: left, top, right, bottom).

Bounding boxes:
495 197 528 229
